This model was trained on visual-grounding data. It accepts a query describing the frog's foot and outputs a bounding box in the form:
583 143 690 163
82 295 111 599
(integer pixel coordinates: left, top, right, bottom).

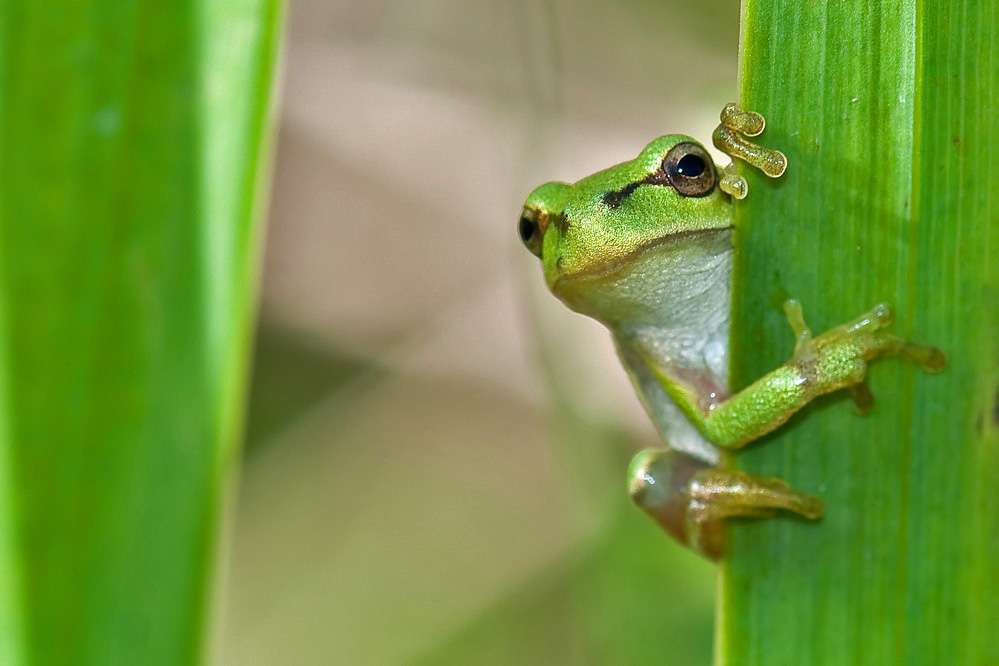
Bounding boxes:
629 449 823 560
782 300 947 410
713 103 787 199
848 381 875 415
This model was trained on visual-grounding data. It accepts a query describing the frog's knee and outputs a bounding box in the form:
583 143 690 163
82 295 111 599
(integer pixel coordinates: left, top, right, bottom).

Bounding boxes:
628 449 721 559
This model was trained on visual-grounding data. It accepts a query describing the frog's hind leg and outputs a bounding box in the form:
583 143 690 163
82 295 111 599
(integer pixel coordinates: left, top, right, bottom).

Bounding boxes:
629 449 823 560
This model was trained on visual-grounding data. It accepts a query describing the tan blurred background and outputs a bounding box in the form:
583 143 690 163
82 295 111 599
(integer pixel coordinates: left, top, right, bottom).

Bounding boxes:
215 0 741 662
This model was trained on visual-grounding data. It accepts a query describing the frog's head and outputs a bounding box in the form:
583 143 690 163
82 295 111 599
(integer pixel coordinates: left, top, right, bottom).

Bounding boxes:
518 135 732 322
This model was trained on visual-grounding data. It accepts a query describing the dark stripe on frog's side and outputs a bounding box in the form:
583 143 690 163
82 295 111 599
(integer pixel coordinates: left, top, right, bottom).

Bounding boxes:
602 169 672 209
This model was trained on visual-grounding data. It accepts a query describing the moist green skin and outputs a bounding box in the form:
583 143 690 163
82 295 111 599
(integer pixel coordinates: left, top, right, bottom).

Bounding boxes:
526 136 731 298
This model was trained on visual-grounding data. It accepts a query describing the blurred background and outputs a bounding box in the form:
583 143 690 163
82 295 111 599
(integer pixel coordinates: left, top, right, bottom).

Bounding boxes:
216 0 741 662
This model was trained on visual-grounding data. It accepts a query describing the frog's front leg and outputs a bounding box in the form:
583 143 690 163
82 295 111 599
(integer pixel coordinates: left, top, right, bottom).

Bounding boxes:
628 449 822 560
648 300 947 450
712 102 787 199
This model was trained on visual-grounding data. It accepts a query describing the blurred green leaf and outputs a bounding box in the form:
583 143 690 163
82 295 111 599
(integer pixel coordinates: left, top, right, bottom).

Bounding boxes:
722 1 999 663
0 1 283 662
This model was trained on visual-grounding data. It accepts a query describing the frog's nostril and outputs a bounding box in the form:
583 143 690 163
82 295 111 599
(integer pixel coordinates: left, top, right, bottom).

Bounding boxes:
518 215 536 244
518 208 544 258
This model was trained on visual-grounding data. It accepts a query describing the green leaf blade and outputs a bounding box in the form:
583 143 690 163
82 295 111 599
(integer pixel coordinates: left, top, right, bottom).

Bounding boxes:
0 2 283 662
722 1 999 663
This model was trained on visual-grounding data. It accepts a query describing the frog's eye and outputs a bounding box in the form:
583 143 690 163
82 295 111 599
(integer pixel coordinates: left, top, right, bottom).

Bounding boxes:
519 207 544 258
662 142 716 197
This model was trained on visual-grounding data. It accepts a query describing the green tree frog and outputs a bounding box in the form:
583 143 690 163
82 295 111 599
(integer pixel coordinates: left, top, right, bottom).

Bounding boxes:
518 104 946 559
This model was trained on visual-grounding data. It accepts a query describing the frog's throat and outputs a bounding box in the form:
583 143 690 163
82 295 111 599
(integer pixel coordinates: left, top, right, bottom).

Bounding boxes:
548 227 733 360
550 225 733 293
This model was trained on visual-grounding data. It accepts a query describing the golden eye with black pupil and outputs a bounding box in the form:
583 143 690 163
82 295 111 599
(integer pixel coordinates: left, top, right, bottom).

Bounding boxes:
519 207 543 258
662 142 716 197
